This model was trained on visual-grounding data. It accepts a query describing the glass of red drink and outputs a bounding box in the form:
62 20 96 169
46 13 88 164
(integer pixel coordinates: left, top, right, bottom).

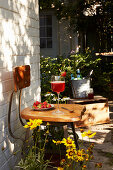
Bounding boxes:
51 75 65 114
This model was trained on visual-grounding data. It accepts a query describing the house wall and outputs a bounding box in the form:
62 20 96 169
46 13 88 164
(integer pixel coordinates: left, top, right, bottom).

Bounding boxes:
40 10 78 57
0 0 40 169
40 10 59 57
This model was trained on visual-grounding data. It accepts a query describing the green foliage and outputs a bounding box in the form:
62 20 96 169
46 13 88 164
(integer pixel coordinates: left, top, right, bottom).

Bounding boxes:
41 50 112 100
69 49 101 78
18 148 50 170
17 124 51 170
17 121 65 170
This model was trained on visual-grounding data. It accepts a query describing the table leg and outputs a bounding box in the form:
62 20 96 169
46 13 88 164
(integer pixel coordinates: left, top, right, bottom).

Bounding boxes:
70 122 79 149
63 125 68 138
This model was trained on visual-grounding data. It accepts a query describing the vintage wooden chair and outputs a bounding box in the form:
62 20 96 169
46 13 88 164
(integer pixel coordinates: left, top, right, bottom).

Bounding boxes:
8 65 30 140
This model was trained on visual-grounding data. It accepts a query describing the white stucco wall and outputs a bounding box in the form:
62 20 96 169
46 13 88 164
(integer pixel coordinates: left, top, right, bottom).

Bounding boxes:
0 0 40 169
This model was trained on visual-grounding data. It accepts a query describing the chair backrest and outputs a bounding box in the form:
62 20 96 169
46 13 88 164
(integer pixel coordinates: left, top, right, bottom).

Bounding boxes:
13 65 30 92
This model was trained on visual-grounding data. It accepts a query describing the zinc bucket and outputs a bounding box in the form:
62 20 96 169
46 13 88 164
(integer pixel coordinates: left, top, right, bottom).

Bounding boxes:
71 79 90 99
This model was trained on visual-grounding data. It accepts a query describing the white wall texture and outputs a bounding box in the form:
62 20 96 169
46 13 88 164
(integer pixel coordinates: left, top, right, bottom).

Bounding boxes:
0 0 40 169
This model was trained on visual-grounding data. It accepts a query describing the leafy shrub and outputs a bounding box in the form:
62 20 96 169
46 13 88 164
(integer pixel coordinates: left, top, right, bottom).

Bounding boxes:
41 50 113 100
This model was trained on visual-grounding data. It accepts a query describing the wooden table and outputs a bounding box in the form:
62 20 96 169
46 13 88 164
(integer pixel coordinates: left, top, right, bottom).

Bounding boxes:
21 104 84 149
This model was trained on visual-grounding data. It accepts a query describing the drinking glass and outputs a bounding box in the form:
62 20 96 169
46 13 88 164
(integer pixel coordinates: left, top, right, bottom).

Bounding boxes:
51 75 65 114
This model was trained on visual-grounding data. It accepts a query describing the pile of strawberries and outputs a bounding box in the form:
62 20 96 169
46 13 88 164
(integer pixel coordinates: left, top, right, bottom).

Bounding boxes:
32 101 52 109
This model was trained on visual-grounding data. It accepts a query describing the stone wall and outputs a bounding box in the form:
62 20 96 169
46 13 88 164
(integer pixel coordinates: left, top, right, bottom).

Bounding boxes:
0 0 40 169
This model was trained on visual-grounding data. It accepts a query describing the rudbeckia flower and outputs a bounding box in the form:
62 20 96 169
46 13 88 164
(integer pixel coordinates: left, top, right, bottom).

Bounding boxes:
66 148 77 160
24 119 42 130
52 140 62 145
81 130 96 138
74 149 85 162
62 137 76 148
57 167 64 170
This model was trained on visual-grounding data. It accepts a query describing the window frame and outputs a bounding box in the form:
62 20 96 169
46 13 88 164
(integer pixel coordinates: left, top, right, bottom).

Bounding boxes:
40 15 52 48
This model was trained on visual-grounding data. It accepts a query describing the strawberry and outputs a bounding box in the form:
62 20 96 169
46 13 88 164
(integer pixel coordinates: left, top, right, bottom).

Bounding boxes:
61 72 66 77
36 101 40 105
43 104 47 108
47 104 51 108
32 104 36 108
43 101 48 105
33 103 37 107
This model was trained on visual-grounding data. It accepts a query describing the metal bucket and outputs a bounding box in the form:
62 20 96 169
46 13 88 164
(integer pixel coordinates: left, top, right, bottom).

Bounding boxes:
71 79 90 98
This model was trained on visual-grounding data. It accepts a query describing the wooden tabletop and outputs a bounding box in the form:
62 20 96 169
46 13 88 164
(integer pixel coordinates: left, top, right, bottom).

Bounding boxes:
20 104 84 123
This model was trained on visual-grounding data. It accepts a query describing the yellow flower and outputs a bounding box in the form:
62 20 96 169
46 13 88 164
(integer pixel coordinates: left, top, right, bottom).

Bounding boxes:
82 165 87 170
46 130 49 134
90 143 94 149
80 129 84 133
52 140 62 145
85 154 89 161
81 130 96 138
47 122 50 126
74 149 85 162
57 167 64 170
62 137 76 148
60 159 65 165
66 148 77 160
90 155 94 160
95 162 102 168
24 119 42 130
87 147 93 155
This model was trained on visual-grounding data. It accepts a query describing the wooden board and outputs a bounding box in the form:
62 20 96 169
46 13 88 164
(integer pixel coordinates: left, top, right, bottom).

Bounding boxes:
73 101 110 127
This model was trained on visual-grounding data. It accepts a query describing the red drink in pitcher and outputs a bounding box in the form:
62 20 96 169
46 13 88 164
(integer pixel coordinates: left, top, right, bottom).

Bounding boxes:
51 81 65 93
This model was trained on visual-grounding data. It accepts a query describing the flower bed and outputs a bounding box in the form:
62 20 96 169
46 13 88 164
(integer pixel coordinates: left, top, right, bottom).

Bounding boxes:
17 119 102 170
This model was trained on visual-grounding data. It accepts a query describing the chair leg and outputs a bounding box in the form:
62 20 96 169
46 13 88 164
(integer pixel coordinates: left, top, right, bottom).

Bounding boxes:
70 122 79 149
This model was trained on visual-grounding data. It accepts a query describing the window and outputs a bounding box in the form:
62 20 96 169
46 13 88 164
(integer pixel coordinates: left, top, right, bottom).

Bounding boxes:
40 15 52 48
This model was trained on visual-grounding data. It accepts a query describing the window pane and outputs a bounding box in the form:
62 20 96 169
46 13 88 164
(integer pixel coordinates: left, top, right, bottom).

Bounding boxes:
47 38 52 48
46 15 52 25
47 27 52 37
40 38 46 48
40 17 45 26
40 15 52 48
40 27 46 37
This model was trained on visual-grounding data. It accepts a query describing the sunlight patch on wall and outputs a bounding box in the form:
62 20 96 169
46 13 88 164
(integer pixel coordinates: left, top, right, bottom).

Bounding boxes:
19 0 28 6
0 83 4 101
2 20 15 71
34 86 41 101
24 56 30 65
7 138 14 152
